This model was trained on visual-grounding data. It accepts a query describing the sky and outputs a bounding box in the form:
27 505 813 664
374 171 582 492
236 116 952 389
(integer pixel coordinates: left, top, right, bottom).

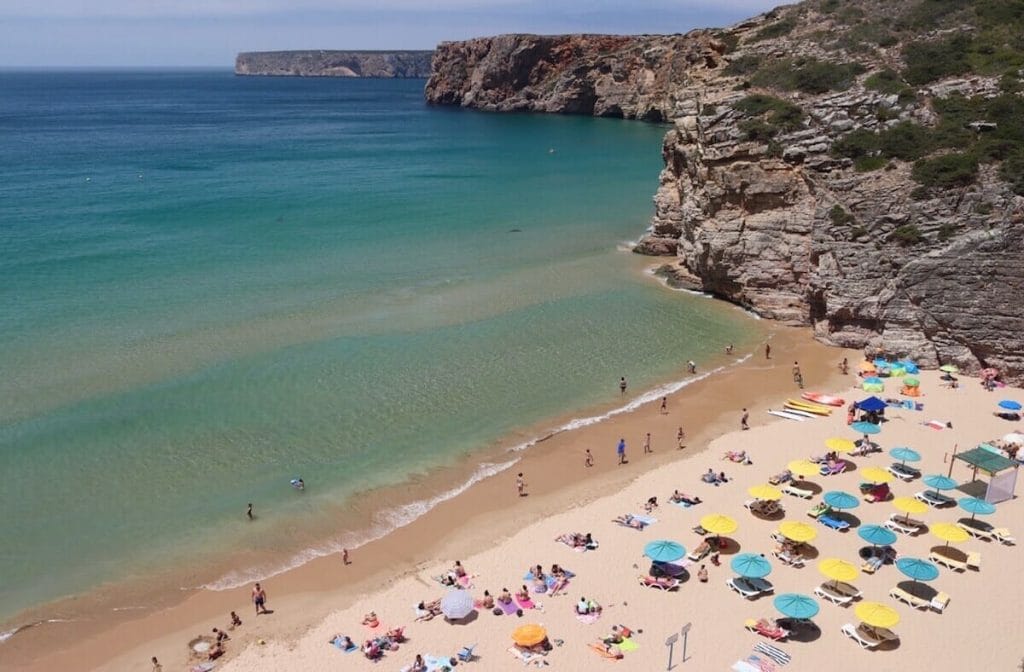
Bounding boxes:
0 0 783 67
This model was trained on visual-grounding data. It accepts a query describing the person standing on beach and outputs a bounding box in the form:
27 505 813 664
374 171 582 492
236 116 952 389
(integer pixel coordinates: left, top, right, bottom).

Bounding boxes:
617 438 627 465
246 503 253 520
151 657 162 672
516 473 527 497
619 377 627 395
677 426 686 450
342 549 350 565
765 343 771 359
643 432 652 454
660 397 668 414
792 361 801 382
252 583 268 615
585 449 594 467
741 409 749 430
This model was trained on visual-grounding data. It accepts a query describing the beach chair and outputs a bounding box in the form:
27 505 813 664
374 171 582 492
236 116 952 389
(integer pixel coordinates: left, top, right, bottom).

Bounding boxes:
842 623 897 649
929 551 967 572
637 575 680 591
818 514 850 531
930 591 951 613
458 644 477 662
957 520 995 541
889 586 930 610
687 541 712 562
887 463 920 481
768 470 792 486
783 483 814 499
819 462 847 476
744 618 789 641
772 549 805 567
915 490 956 507
992 527 1017 545
967 551 982 570
650 561 687 579
815 581 860 605
807 502 831 518
727 577 774 599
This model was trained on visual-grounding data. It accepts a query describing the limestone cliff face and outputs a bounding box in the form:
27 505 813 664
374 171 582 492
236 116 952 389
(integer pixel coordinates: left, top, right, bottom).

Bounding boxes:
235 51 433 78
424 3 1024 382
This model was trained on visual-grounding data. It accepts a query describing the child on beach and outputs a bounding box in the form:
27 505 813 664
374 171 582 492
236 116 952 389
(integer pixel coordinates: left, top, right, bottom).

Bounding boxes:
697 565 708 583
229 611 242 629
585 449 594 467
677 426 686 449
516 473 527 497
660 397 668 414
741 408 749 430
617 438 627 464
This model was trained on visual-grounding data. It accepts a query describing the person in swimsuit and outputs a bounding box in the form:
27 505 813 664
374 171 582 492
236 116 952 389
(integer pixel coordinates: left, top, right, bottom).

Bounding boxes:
252 583 268 615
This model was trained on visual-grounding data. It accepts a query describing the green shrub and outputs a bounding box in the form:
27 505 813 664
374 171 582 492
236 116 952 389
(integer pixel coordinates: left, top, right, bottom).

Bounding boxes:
1000 150 1024 195
739 119 779 141
891 225 924 245
999 72 1022 93
911 153 979 189
937 223 958 240
896 0 970 32
750 16 797 42
752 57 866 93
734 95 804 141
850 226 868 239
902 34 972 85
864 69 916 102
715 31 741 54
724 54 762 76
855 156 888 171
832 122 932 168
829 204 856 226
975 201 994 214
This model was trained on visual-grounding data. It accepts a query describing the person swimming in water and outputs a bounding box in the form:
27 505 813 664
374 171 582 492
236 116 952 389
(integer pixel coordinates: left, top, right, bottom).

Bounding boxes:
292 478 305 490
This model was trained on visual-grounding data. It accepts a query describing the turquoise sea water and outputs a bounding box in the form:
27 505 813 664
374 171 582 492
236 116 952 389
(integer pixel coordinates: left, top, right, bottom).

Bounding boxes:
0 71 759 623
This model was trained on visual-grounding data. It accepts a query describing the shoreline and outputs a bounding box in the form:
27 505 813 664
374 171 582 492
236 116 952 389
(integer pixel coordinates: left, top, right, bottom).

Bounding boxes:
2 321 852 671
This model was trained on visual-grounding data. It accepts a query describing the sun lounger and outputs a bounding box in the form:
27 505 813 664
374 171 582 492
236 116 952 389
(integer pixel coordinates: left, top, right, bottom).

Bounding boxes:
929 551 966 572
889 586 930 610
807 502 831 518
967 551 981 570
745 499 783 517
768 470 792 486
818 514 850 531
637 575 680 591
650 561 688 579
820 462 847 476
745 618 789 641
842 623 897 649
772 549 805 567
887 463 920 481
727 577 774 599
915 490 956 507
815 581 860 605
783 483 814 499
957 520 995 541
687 541 711 562
993 527 1017 545
930 591 951 613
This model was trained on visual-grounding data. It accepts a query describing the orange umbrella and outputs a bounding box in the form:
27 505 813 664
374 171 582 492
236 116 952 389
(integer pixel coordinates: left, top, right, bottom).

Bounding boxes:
511 624 547 647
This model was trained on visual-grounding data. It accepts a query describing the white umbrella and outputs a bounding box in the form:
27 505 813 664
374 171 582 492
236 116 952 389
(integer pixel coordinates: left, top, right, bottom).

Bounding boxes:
440 589 475 620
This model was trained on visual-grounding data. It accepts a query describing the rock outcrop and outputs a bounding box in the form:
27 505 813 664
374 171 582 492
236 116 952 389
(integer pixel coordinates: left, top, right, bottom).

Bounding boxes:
425 1 1024 382
235 51 433 78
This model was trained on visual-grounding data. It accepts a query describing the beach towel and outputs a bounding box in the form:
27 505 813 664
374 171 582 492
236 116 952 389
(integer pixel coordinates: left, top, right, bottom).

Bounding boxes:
925 420 947 430
754 642 791 665
516 596 537 610
672 500 693 509
331 637 358 653
499 600 519 615
618 637 638 653
576 611 601 624
425 655 454 671
589 643 622 660
191 665 216 672
633 514 657 525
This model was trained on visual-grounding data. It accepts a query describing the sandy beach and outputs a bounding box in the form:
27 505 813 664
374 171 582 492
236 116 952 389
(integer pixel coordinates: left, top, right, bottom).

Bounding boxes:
8 330 1024 672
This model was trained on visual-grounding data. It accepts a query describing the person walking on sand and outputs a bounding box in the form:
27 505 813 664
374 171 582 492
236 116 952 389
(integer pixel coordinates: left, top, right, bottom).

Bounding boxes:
246 503 253 520
741 408 749 431
617 438 627 465
342 548 350 565
619 376 627 395
792 361 801 382
677 426 686 450
795 371 804 389
643 432 652 454
151 657 162 672
765 343 771 359
516 472 527 497
840 357 849 374
252 583 268 615
660 396 668 414
585 449 594 467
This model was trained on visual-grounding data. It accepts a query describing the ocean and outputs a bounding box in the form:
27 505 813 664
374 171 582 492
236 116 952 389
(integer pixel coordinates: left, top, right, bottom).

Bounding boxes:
0 70 761 624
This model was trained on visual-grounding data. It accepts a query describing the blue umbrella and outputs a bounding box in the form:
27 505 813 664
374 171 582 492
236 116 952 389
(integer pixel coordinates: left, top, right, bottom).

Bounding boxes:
773 593 820 620
851 421 881 435
902 362 919 374
730 553 772 578
998 400 1022 411
896 557 939 583
923 474 957 491
873 358 889 368
824 490 860 510
890 447 921 464
857 396 887 412
858 524 897 547
643 540 685 563
863 376 884 385
959 496 996 520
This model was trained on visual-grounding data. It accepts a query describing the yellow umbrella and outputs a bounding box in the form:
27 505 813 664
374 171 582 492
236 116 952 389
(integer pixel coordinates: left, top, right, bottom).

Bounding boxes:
931 522 970 544
778 521 817 542
860 467 893 484
511 624 547 647
818 558 859 583
788 459 821 478
892 496 928 515
748 484 783 501
855 602 900 629
859 361 877 372
700 514 738 536
825 437 856 453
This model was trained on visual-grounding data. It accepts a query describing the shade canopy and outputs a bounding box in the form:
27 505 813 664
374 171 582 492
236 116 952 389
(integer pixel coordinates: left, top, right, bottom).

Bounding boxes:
824 491 860 510
858 524 897 546
788 460 822 478
892 496 928 515
939 364 959 373
851 421 881 435
860 467 893 484
440 589 476 620
730 553 773 578
890 447 921 463
643 540 686 563
954 447 1020 475
998 400 1022 411
857 396 887 412
748 484 783 501
511 624 547 647
923 474 958 491
700 514 738 535
1003 433 1024 446
896 557 939 582
825 438 856 453
958 497 996 516
819 558 859 582
855 602 900 628
774 593 820 620
779 521 818 542
931 522 970 544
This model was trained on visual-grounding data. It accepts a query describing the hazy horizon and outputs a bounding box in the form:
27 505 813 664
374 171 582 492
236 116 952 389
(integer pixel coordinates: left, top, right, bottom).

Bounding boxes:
0 0 780 67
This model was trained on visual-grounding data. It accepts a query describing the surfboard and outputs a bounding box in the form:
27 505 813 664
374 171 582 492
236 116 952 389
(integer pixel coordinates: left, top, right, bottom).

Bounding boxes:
768 410 807 421
801 392 845 406
782 406 819 419
786 399 832 415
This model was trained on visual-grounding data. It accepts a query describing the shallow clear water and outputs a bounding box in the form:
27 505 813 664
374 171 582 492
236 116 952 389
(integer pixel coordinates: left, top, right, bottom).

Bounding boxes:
0 71 759 620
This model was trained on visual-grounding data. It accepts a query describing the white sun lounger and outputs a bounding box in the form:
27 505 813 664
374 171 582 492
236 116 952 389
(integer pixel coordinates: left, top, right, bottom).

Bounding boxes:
930 591 951 613
842 623 897 649
815 581 860 605
915 490 956 507
889 586 930 610
887 463 921 481
957 521 995 541
727 577 773 599
884 518 921 535
783 483 814 499
929 551 967 572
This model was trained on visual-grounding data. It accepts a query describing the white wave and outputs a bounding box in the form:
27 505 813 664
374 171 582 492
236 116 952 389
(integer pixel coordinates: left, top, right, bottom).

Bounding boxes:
0 619 74 644
0 627 19 644
200 458 520 591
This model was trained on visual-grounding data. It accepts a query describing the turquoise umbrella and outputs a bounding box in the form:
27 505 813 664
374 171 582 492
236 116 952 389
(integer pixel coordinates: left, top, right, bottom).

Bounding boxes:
923 474 958 492
890 447 921 464
643 540 685 563
858 524 897 547
851 421 881 435
998 400 1022 411
896 557 939 583
730 553 772 579
959 497 996 520
824 490 860 510
773 593 820 620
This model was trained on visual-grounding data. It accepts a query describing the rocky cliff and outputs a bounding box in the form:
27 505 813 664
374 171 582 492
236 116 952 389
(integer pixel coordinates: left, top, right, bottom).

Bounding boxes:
235 50 433 78
426 1 1024 382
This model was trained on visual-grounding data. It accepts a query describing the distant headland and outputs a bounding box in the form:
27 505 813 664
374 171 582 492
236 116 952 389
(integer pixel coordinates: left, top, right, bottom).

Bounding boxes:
234 50 434 78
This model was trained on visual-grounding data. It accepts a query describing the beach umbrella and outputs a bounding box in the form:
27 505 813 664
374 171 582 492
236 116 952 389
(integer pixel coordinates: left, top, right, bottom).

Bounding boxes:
731 553 772 578
863 377 884 385
903 377 920 387
788 460 821 478
1002 433 1024 445
643 540 686 563
857 396 887 413
774 593 820 620
939 364 959 374
858 524 897 547
824 490 860 510
958 497 996 519
923 474 957 495
889 447 921 464
862 381 884 392
778 521 817 542
700 514 738 536
440 589 476 620
851 421 881 435
819 558 859 584
859 361 877 372
931 522 970 546
895 557 939 583
825 437 856 453
860 467 893 484
748 484 783 501
855 602 900 629
891 496 928 523
511 624 547 647
998 400 1022 411
902 361 919 374
873 357 889 367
